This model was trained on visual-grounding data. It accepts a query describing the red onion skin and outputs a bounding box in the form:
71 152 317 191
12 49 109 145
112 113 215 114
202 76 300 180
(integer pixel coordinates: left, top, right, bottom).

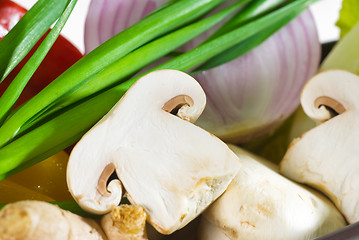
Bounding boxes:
193 9 321 143
84 0 167 54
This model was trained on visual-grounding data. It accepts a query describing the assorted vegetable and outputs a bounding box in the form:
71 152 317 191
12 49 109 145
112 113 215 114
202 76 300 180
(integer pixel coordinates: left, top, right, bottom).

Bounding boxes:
0 201 148 240
0 0 78 124
0 0 316 180
85 0 321 144
0 0 241 179
0 0 83 108
2 0 359 239
67 69 241 234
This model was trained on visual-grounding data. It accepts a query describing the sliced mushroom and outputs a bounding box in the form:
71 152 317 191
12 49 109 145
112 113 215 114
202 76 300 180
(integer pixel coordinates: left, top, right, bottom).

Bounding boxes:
67 69 241 234
280 70 359 224
199 144 346 240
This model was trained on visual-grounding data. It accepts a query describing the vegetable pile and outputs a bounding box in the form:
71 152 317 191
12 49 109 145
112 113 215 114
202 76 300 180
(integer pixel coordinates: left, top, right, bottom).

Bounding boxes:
0 0 359 239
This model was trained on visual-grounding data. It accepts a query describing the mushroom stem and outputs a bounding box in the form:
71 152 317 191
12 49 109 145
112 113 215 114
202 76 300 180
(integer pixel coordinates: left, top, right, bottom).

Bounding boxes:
101 204 148 240
97 163 117 197
314 96 346 118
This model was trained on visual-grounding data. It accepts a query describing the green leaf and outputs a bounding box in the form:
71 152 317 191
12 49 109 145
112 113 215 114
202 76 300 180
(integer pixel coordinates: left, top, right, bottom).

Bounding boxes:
0 0 68 83
336 0 359 37
156 0 318 73
207 0 289 41
194 20 283 72
0 0 78 125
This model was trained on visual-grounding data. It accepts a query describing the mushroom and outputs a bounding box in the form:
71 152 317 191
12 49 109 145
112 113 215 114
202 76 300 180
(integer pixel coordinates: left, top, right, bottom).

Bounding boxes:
199 144 346 240
67 69 241 234
279 69 359 224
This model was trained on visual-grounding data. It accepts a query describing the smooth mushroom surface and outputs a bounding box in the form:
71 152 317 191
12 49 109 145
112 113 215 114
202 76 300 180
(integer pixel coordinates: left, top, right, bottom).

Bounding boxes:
199 144 346 240
67 69 241 234
280 70 359 223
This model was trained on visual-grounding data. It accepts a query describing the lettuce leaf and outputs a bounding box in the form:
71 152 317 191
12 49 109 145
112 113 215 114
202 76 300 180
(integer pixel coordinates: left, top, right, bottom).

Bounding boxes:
336 0 359 37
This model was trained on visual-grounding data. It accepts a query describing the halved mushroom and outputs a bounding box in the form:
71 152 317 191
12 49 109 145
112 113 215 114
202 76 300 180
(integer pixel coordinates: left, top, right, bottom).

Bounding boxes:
199 144 346 240
280 70 359 223
67 69 241 234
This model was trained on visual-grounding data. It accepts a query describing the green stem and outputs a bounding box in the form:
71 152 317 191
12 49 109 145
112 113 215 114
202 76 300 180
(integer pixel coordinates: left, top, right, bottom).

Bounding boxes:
0 0 78 125
0 0 68 83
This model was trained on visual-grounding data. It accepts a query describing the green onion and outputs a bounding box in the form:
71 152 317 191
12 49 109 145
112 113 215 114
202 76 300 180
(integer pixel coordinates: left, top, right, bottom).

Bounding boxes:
0 0 78 125
0 0 68 83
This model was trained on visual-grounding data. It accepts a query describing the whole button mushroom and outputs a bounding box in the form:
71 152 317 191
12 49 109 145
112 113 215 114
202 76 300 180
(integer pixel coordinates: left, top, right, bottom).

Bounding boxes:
66 69 241 234
280 70 359 224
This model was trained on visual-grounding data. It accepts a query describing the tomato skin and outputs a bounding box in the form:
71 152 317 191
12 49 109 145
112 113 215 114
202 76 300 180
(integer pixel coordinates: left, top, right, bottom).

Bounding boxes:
0 0 26 39
0 0 83 107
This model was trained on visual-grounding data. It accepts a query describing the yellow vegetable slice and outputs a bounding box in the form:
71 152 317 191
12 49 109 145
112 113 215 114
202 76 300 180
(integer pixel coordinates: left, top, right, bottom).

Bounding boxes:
0 179 54 203
6 151 72 201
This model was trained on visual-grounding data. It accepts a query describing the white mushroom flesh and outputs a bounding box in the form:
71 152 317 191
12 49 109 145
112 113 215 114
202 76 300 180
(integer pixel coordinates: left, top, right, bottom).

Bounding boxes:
200 144 346 240
67 69 241 234
280 70 359 223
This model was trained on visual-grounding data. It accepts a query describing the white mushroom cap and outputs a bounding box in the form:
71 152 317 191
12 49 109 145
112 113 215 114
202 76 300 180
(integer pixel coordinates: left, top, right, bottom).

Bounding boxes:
280 70 359 223
67 69 241 234
199 144 346 240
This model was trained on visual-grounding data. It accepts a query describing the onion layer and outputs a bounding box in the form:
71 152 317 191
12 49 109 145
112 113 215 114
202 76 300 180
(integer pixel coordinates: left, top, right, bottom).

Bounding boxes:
190 9 320 143
84 0 167 54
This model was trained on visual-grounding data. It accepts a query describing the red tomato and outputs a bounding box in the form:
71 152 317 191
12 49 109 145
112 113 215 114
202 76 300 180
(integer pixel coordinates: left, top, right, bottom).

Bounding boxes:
0 0 83 107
